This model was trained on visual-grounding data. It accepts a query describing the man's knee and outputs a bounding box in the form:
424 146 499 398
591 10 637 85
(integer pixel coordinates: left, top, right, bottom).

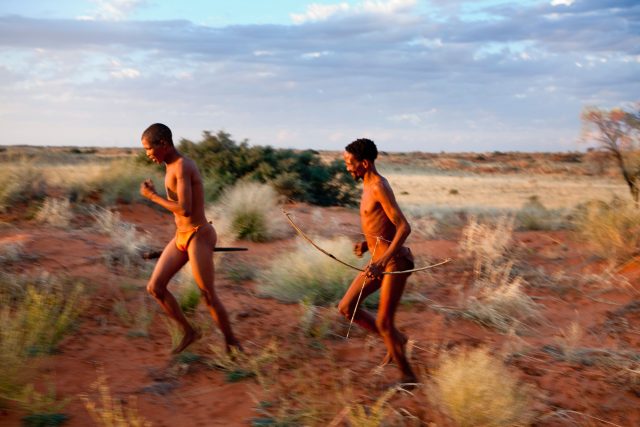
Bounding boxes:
147 280 166 301
376 316 393 335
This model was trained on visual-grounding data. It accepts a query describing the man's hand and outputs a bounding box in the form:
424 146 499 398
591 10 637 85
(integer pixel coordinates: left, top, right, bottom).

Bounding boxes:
354 241 368 257
140 179 158 200
365 262 383 280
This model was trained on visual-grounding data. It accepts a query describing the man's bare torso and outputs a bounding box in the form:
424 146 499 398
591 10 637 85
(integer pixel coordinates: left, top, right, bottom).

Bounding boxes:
360 176 396 260
165 156 207 230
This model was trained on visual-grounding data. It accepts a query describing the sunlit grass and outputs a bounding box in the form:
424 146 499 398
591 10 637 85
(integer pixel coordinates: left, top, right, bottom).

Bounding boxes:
0 277 86 405
82 369 151 427
430 347 534 427
209 182 290 242
257 236 368 306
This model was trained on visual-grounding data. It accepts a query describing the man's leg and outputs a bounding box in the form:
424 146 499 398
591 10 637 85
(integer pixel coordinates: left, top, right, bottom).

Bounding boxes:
337 272 382 334
376 273 417 384
147 239 195 353
188 224 240 352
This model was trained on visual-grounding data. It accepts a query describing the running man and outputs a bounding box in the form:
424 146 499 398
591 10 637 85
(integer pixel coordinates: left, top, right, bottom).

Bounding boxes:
338 138 417 385
139 123 240 354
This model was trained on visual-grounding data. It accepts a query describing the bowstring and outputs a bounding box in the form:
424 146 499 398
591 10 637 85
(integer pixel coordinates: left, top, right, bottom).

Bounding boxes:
346 236 380 339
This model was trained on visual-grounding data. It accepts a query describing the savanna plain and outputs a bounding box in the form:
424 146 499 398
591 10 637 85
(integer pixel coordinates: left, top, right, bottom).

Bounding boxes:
0 145 639 427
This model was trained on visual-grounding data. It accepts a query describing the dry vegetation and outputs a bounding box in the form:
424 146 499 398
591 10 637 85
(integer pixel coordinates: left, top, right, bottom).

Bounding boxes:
0 146 639 426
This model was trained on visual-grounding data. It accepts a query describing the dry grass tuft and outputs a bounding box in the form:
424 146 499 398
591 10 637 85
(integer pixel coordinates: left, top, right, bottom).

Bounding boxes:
573 198 640 265
207 341 279 383
430 347 535 427
257 236 367 306
91 207 150 269
36 198 73 228
82 369 151 427
458 217 542 333
464 262 542 333
0 163 46 213
208 182 290 242
0 278 85 404
459 215 514 277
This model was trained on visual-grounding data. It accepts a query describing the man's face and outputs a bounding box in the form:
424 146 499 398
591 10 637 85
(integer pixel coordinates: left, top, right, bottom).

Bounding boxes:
343 151 366 180
142 137 165 164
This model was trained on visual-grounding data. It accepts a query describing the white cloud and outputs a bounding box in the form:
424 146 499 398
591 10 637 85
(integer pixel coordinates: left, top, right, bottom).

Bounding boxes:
301 51 330 59
290 0 416 24
551 0 574 6
110 68 140 79
291 3 350 24
86 0 146 21
388 109 437 125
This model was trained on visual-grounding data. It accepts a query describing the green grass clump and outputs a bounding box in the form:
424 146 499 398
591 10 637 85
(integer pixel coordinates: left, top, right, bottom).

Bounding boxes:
430 347 534 427
257 236 368 306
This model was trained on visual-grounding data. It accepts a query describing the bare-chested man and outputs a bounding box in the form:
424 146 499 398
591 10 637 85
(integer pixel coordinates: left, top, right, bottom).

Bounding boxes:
338 138 417 385
139 123 240 354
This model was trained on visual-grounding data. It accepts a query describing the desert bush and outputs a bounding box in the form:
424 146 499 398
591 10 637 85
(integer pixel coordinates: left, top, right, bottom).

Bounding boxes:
178 130 359 206
430 347 534 427
0 164 46 213
257 236 368 306
572 198 640 264
210 182 289 242
35 198 73 228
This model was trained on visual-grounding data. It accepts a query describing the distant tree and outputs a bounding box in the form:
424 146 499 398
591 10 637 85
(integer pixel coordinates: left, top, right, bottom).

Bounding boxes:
177 130 359 206
582 104 640 204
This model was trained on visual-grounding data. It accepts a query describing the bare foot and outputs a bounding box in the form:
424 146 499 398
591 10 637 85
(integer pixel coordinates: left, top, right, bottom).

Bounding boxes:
380 331 408 366
171 329 201 354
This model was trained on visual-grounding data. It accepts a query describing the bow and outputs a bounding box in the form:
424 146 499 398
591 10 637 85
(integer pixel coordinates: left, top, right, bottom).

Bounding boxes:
283 209 450 275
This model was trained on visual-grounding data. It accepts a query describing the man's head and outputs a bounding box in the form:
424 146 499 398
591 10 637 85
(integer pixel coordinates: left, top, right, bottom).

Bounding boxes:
343 138 378 180
141 123 173 164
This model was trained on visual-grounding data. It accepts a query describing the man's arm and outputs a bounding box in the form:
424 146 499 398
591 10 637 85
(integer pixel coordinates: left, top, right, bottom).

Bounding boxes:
140 163 193 217
368 179 411 275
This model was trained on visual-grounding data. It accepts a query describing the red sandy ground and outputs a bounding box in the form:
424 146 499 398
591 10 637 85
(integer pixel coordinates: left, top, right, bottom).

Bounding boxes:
1 202 639 426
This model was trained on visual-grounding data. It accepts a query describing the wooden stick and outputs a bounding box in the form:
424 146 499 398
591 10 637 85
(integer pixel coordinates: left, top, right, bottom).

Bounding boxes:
142 247 248 260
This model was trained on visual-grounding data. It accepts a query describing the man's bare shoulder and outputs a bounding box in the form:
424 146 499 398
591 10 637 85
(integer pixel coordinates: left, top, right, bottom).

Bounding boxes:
369 175 392 195
172 156 199 176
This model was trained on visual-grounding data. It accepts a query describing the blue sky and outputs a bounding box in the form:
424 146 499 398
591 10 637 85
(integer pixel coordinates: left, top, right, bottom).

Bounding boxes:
0 0 638 152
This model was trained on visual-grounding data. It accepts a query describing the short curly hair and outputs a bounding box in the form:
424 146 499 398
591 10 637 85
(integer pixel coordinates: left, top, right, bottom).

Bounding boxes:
345 138 378 162
142 123 173 147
